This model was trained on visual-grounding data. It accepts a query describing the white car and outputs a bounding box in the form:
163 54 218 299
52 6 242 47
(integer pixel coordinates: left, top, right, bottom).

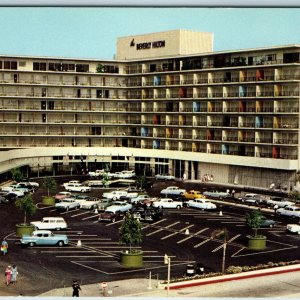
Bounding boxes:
55 198 80 211
105 201 132 213
160 186 186 196
266 198 294 208
80 198 102 210
130 194 151 204
286 224 300 234
31 217 67 230
276 206 300 218
19 180 39 188
64 183 91 193
88 169 105 177
186 199 217 210
63 180 81 188
155 174 175 180
1 187 24 197
203 190 230 199
114 170 136 179
152 198 183 209
102 190 128 200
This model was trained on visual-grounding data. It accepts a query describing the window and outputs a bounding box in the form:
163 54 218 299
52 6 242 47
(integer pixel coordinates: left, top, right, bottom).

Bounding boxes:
49 63 62 71
76 64 89 72
61 63 75 71
19 61 26 67
3 61 17 70
33 62 47 71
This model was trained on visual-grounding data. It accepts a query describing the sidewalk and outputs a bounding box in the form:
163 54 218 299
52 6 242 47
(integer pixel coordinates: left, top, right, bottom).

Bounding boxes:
38 264 300 297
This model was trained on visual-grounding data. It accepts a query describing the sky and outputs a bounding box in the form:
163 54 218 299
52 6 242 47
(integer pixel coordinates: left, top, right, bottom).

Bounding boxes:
0 7 299 60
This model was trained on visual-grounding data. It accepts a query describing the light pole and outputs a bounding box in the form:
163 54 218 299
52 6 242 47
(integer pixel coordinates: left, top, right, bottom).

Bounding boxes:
164 254 171 297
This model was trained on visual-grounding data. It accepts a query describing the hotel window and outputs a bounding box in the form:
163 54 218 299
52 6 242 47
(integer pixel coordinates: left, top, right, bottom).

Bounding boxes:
76 64 89 72
3 61 17 70
49 62 62 71
62 63 75 72
0 61 2 69
33 62 47 71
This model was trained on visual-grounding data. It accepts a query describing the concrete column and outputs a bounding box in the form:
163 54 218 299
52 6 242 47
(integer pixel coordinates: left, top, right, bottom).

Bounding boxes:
191 162 195 180
184 160 189 180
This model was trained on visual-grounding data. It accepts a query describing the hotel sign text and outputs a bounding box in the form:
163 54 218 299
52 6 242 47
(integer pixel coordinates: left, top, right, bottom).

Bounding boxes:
136 40 166 50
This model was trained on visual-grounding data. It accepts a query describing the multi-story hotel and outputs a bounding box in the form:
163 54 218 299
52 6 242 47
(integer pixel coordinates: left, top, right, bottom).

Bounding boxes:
0 29 300 189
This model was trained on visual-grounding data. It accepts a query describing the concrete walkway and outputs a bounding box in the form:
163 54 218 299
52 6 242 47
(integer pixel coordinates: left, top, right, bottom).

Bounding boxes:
38 264 300 297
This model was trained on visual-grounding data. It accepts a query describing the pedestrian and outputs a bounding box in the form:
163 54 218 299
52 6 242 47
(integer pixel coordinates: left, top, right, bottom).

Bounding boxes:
5 265 12 286
231 189 236 198
1 239 8 256
11 265 18 285
72 280 81 297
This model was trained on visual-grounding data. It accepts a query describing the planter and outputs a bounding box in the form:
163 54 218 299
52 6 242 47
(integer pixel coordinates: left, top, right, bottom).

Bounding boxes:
247 235 267 250
15 224 35 237
42 196 55 206
120 250 143 268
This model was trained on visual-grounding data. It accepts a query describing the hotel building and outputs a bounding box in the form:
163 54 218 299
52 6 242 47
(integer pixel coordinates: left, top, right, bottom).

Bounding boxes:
0 29 300 189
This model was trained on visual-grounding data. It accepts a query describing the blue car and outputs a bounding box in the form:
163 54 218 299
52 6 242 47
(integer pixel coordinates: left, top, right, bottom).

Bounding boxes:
20 230 69 247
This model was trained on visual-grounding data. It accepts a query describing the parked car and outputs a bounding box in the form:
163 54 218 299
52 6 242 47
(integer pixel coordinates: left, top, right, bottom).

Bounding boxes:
0 196 9 204
141 207 163 222
102 190 128 200
0 192 18 201
63 180 80 188
97 199 114 211
105 201 133 213
31 217 67 230
160 186 186 196
185 199 217 210
20 230 68 247
152 198 183 209
276 206 300 218
14 183 35 193
243 197 265 206
64 183 91 193
1 186 24 197
185 263 205 276
88 169 105 177
54 191 72 201
260 217 276 228
55 198 80 211
19 179 39 189
98 210 124 223
155 174 175 180
203 190 230 199
129 194 152 204
113 170 136 179
183 190 205 200
286 224 300 234
80 198 102 210
266 197 294 208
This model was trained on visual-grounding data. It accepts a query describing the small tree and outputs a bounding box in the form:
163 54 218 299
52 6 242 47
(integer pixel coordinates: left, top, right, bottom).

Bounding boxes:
11 168 23 182
246 210 264 238
15 194 37 225
119 213 142 252
42 177 57 196
136 175 146 189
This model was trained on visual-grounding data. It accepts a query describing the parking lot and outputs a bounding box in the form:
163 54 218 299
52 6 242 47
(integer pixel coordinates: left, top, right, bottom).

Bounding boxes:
1 177 300 296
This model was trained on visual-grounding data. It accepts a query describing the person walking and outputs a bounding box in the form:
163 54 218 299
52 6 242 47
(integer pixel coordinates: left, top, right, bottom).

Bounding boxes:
5 266 12 286
1 239 8 256
11 265 18 285
72 280 81 297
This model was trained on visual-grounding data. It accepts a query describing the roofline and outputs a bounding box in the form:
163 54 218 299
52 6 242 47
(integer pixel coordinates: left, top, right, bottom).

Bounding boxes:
0 44 299 63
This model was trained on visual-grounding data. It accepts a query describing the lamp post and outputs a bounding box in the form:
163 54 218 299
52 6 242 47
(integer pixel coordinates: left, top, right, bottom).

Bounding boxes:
164 254 171 297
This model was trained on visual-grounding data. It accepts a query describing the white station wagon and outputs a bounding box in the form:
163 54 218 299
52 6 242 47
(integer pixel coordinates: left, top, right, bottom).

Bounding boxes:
31 217 67 230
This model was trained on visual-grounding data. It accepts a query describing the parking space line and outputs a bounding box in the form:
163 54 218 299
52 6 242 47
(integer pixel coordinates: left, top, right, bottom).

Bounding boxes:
161 224 194 240
82 214 99 220
56 255 112 258
194 238 212 248
146 221 180 236
71 211 91 218
212 234 241 252
236 225 246 227
221 221 245 224
60 209 80 215
177 228 209 244
105 220 124 226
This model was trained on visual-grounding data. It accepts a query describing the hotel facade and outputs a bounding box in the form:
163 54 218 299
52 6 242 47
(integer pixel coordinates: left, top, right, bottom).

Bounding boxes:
0 29 300 189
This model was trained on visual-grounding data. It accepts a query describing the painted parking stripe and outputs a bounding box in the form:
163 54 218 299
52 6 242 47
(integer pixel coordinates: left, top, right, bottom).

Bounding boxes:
212 234 241 252
56 255 112 258
161 224 194 240
146 221 180 236
221 221 245 224
82 214 99 220
177 228 209 244
71 211 91 218
105 220 124 226
60 209 80 215
194 238 212 248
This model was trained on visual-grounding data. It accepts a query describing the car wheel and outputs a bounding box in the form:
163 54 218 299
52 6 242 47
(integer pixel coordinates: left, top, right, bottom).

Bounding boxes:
56 228 60 231
186 203 190 208
269 224 274 228
66 207 69 211
176 205 181 209
113 197 117 201
57 241 64 247
29 242 35 247
111 218 116 223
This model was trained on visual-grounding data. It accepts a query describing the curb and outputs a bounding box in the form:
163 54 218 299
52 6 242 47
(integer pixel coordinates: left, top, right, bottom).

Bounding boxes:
161 264 300 290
